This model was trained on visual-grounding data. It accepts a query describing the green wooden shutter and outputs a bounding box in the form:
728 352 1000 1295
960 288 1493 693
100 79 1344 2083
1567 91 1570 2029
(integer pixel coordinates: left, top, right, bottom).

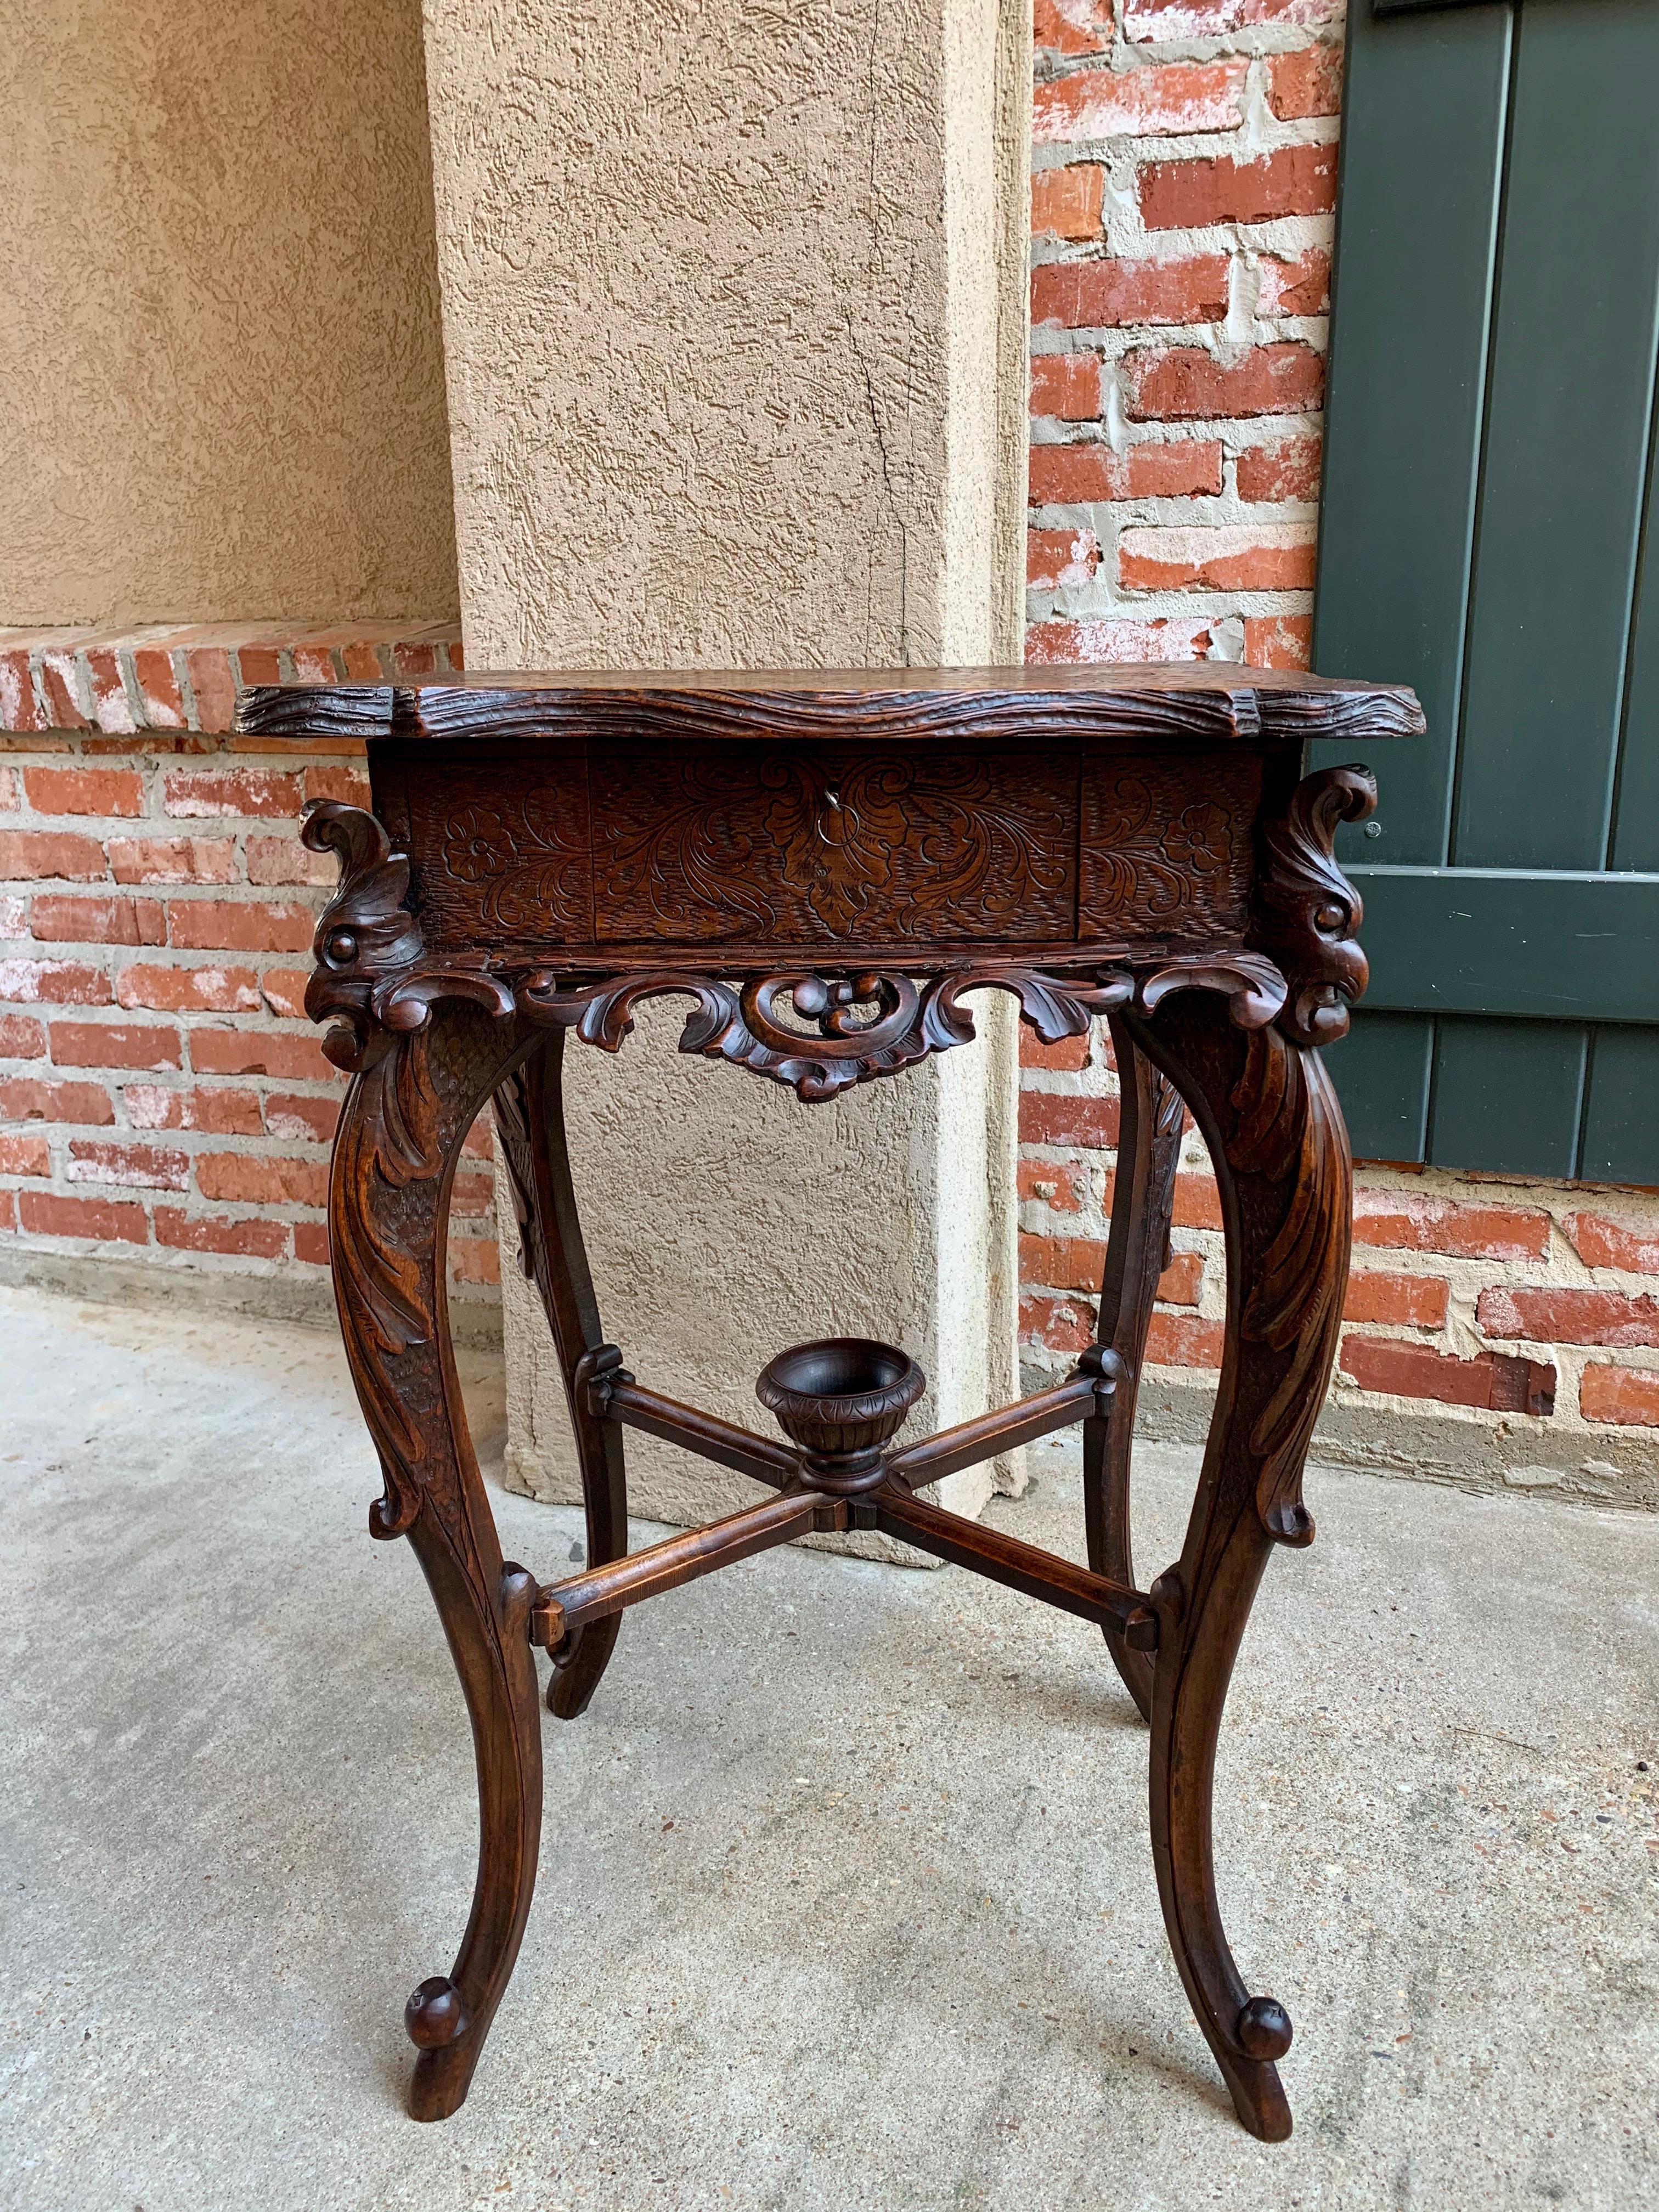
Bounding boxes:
1309 0 1659 1182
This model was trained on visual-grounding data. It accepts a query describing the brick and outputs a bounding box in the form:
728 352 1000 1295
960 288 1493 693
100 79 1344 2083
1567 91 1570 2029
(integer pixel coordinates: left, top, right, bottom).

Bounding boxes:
0 1076 114 1124
131 647 187 730
1266 43 1343 121
1257 249 1331 318
188 1028 333 1080
163 769 302 820
1237 436 1322 503
22 765 144 817
108 836 237 885
1020 1230 1108 1292
195 1153 329 1207
68 1139 190 1192
1119 523 1317 591
1243 614 1312 671
165 900 314 953
1032 255 1229 331
1019 1025 1091 1071
245 836 334 888
303 765 370 808
153 1208 290 1260
183 648 237 735
19 1189 148 1244
1018 1158 1088 1211
1564 1211 1659 1274
123 1083 262 1135
83 647 137 735
1477 1285 1659 1350
0 894 23 935
30 895 166 946
1020 1291 1097 1353
289 644 339 685
116 964 261 1014
236 645 283 687
1028 528 1104 589
449 1235 501 1285
392 641 439 679
1139 144 1338 232
0 831 109 880
1578 1363 1659 1428
1030 353 1104 422
1124 0 1341 32
1123 342 1324 422
1035 59 1248 144
50 1020 182 1070
1340 1337 1555 1415
1032 165 1105 242
37 652 91 730
1026 616 1215 663
1028 438 1224 505
1352 1190 1550 1261
0 766 16 806
0 958 109 1005
450 1170 496 1217
1034 0 1114 55
1020 1090 1121 1148
0 1131 51 1176
262 1091 339 1143
0 1013 48 1057
294 1220 330 1265
1156 1250 1204 1306
0 649 44 733
1147 1311 1224 1367
260 969 311 1018
1172 1171 1222 1230
1342 1271 1448 1328
0 1189 13 1231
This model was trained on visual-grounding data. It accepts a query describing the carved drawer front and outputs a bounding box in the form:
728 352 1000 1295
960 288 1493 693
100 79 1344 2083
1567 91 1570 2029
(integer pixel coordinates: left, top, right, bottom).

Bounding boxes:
589 746 1077 945
400 747 594 950
1079 752 1261 943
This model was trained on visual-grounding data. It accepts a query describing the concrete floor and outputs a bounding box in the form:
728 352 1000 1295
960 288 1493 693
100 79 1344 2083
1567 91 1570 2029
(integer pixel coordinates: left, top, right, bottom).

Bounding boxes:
1 1288 1656 2212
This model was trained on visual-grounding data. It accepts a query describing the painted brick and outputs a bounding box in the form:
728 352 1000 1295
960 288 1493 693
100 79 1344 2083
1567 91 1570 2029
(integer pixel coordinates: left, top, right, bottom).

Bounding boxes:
188 1028 333 1081
1019 1026 1091 1071
1147 1311 1225 1367
195 1153 329 1207
1028 528 1105 589
83 648 137 735
1119 523 1317 591
123 1084 263 1136
165 900 314 953
1020 1090 1121 1149
1563 1211 1659 1274
262 1092 339 1143
1352 1190 1550 1261
1035 59 1248 144
1018 1159 1088 1211
1034 0 1114 55
1122 342 1324 422
0 1132 51 1177
21 766 144 817
1266 42 1343 121
154 1209 290 1260
1030 353 1105 421
1578 1364 1659 1428
163 769 303 820
1031 256 1230 331
1257 249 1331 318
1031 164 1105 241
0 1077 115 1125
19 1190 148 1244
259 970 311 1019
67 1140 190 1192
1124 0 1341 34
116 965 262 1014
50 1021 182 1070
0 651 44 733
1139 144 1339 232
1028 439 1224 504
30 895 166 946
0 958 110 1005
0 894 24 935
1020 1291 1097 1353
0 831 109 880
0 1013 48 1057
1236 436 1322 503
1243 614 1312 670
1477 1285 1659 1350
1027 617 1214 663
449 1235 501 1286
245 836 335 888
1342 1271 1448 1328
108 837 237 885
1340 1337 1556 1416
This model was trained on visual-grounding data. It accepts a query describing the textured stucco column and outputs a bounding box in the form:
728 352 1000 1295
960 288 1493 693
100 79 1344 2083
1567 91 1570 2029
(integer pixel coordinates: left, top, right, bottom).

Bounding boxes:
421 0 1032 1535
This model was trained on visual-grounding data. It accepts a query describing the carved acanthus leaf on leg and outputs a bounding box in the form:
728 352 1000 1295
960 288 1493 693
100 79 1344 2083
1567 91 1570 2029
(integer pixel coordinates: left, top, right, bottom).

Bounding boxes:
1249 764 1378 1046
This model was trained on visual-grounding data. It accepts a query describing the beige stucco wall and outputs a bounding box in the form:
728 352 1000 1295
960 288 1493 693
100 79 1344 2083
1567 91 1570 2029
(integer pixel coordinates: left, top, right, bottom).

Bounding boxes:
1 0 459 627
420 0 1032 1539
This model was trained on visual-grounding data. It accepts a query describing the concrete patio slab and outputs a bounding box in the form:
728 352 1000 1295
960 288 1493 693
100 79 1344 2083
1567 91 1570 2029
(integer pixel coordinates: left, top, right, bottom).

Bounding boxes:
1 1287 1654 2210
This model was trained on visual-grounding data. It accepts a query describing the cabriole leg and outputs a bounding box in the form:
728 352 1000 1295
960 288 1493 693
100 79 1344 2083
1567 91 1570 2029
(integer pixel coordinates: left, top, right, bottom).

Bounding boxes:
328 1005 544 2121
1120 994 1351 2142
1085 1012 1184 1722
494 1031 631 1719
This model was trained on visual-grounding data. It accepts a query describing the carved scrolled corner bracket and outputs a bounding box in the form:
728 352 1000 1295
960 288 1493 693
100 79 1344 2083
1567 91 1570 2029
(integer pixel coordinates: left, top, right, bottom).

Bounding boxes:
1248 764 1379 1047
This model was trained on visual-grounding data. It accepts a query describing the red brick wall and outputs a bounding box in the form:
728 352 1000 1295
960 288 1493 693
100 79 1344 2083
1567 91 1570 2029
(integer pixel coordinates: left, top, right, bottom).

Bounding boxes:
0 625 500 1311
1023 3 1659 1463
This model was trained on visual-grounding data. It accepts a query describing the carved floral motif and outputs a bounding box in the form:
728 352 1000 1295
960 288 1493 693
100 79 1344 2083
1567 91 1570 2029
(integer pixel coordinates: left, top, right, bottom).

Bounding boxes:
1080 758 1258 934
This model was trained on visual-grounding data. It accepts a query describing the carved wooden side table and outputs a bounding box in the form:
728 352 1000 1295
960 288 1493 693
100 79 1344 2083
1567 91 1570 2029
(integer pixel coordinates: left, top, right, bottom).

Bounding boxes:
240 665 1421 2141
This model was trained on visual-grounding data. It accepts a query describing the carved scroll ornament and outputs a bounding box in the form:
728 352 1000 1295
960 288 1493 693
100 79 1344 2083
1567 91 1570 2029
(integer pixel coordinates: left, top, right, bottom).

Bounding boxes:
1248 764 1378 1047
